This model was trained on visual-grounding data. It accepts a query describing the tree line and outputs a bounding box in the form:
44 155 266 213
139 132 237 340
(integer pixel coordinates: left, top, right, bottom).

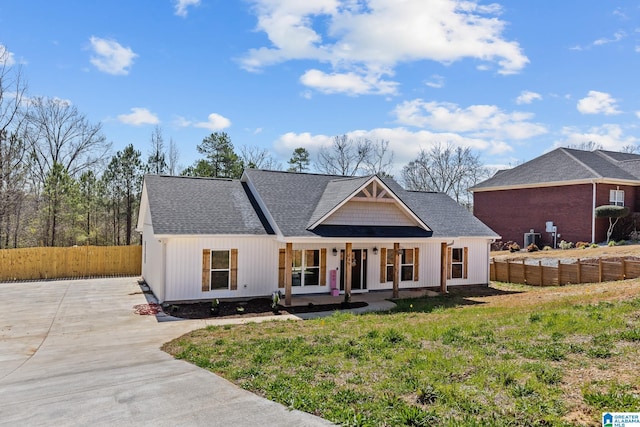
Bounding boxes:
0 48 490 249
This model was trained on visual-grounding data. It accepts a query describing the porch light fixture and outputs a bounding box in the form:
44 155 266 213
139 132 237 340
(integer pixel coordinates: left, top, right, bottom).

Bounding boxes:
332 248 338 256
373 247 378 255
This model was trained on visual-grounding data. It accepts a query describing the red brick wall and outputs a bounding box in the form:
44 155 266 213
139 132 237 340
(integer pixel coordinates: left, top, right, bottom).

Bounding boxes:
473 184 596 247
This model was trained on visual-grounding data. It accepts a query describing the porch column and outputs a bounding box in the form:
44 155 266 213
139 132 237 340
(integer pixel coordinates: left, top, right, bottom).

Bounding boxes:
393 242 400 298
440 242 448 293
344 242 352 297
284 242 293 306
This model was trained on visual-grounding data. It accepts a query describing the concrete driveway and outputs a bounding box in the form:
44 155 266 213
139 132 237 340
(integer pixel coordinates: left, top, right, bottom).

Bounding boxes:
0 277 333 426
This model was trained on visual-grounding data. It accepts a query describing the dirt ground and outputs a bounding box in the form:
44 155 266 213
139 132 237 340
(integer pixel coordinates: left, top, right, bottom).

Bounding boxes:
492 243 640 261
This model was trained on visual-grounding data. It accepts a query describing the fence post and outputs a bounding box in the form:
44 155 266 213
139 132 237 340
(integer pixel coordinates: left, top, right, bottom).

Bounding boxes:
622 259 627 279
557 260 562 285
539 261 543 286
577 258 581 284
598 258 603 282
522 259 527 284
507 259 511 283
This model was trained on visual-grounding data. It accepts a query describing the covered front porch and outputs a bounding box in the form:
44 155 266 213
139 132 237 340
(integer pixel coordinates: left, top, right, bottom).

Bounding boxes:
280 241 451 306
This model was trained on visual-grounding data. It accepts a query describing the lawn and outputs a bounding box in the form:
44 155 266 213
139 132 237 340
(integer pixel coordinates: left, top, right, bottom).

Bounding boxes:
163 280 640 426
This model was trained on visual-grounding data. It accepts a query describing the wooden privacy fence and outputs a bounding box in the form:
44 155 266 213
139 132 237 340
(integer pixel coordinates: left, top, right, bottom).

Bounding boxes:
0 246 142 282
490 258 640 286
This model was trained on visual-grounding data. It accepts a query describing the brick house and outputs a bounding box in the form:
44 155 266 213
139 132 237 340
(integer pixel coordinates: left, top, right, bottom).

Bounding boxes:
470 148 640 247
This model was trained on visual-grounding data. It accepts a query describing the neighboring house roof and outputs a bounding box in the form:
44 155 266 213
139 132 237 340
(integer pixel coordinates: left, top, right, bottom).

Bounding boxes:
141 169 498 239
471 148 640 191
142 175 273 235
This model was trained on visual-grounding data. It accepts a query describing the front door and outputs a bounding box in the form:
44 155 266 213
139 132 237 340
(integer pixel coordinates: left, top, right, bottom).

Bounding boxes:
340 249 368 291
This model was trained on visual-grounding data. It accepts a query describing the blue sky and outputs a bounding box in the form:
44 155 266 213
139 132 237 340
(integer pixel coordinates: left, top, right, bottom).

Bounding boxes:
1 0 639 175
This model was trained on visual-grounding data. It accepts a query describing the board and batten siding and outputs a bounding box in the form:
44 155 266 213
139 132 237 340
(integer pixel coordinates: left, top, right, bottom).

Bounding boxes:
446 238 491 287
141 209 166 302
164 236 281 302
323 200 416 226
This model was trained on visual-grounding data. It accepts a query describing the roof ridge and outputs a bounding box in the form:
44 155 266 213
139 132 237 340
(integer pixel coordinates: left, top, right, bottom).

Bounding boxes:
146 174 235 182
559 147 602 178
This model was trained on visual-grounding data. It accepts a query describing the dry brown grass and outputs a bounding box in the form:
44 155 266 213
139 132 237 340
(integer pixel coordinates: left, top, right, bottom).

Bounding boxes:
492 243 640 262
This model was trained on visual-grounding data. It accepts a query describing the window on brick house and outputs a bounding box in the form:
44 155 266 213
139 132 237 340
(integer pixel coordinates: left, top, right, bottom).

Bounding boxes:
610 190 624 206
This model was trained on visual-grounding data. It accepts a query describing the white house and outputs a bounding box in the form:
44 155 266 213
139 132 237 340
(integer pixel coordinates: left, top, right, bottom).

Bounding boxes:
136 169 499 304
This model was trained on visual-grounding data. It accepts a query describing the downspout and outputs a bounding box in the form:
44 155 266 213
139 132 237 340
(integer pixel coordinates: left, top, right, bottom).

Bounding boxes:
591 181 596 244
161 239 167 303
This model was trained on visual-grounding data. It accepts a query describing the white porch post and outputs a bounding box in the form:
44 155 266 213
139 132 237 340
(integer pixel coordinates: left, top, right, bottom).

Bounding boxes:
344 242 352 297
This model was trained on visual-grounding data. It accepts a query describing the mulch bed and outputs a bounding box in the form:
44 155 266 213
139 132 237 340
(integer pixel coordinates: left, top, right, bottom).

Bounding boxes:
161 298 368 319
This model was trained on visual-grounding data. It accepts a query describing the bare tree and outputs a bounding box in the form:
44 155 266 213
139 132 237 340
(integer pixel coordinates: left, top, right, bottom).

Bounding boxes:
240 145 281 170
26 97 111 184
147 125 167 174
621 144 638 154
316 135 371 176
401 142 490 209
0 45 29 248
363 139 394 176
167 137 181 175
566 141 603 151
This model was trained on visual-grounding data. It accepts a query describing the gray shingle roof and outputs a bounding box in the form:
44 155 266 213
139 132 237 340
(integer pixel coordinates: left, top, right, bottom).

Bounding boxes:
144 175 272 235
244 169 498 238
143 170 497 239
472 148 640 190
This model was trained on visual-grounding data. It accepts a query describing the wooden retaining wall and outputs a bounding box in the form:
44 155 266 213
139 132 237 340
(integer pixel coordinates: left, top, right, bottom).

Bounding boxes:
0 246 142 282
490 258 640 286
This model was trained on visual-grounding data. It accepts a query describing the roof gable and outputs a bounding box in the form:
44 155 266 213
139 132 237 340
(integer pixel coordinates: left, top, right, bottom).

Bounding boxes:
307 175 429 231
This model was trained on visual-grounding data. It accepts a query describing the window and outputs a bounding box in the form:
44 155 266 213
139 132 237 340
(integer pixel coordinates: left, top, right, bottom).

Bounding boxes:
386 248 414 281
450 248 464 279
210 250 230 290
202 249 238 292
292 249 320 286
610 189 624 206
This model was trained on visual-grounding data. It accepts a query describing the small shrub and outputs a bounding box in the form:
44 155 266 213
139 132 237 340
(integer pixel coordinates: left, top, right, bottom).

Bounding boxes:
526 243 539 252
558 240 573 250
590 243 599 248
508 242 521 252
542 245 552 251
608 240 617 247
576 241 589 249
617 240 627 246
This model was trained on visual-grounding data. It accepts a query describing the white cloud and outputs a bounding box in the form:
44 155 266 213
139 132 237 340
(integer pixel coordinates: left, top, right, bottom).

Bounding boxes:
177 113 231 131
636 111 640 119
593 30 626 46
300 69 398 95
241 0 529 95
272 127 513 175
89 37 137 75
577 90 621 115
0 44 16 66
117 108 160 126
393 99 547 140
174 0 201 17
556 124 638 151
516 90 542 105
425 75 445 89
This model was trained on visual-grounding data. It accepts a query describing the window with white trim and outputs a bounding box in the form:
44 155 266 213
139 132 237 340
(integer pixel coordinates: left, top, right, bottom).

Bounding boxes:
610 189 624 206
292 249 320 286
210 250 230 290
386 248 414 282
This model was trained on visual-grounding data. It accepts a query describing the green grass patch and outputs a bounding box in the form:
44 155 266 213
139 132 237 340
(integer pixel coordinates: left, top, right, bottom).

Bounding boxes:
163 287 640 426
